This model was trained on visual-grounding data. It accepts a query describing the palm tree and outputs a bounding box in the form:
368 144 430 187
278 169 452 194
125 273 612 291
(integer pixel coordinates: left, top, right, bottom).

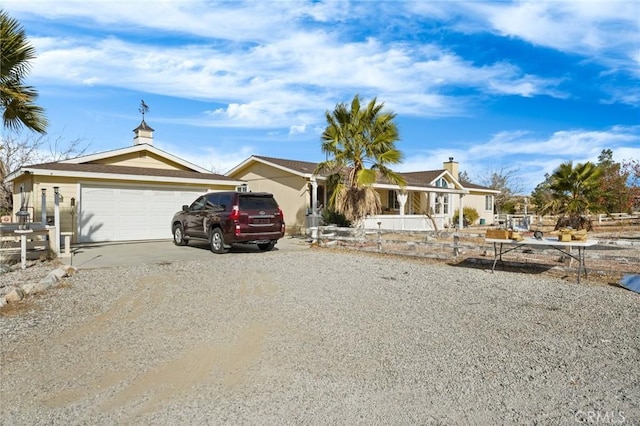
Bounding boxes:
545 161 603 230
0 9 48 134
314 95 405 223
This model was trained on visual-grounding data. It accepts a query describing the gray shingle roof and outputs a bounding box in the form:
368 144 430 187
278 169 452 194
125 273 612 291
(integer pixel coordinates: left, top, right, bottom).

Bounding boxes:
253 155 321 175
24 162 237 181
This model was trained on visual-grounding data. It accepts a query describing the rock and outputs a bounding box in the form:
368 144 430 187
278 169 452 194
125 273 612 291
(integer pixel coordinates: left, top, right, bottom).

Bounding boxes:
0 297 6 308
5 287 25 303
0 264 12 274
39 273 60 286
22 281 51 295
62 265 78 276
21 282 38 295
49 268 68 280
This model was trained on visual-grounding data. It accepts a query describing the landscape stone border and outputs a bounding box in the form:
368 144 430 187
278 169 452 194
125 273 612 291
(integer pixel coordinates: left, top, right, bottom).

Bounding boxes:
0 265 77 309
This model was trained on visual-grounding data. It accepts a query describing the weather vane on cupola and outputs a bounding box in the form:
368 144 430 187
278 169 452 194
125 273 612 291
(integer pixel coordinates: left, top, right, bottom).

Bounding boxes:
139 99 149 122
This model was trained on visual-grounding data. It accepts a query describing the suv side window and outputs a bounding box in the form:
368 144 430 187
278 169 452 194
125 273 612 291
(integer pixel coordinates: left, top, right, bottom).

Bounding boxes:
190 196 207 211
217 194 233 211
205 193 220 210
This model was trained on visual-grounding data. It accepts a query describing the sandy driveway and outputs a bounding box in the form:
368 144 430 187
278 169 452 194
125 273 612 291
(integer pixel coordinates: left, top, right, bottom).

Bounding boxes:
1 241 638 424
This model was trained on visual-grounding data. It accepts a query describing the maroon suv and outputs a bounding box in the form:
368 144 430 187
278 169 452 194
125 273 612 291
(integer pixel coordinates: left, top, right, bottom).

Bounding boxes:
171 191 285 253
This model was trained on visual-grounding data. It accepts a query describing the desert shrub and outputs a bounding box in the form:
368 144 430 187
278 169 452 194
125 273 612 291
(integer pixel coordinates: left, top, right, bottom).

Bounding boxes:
453 207 480 226
321 208 351 227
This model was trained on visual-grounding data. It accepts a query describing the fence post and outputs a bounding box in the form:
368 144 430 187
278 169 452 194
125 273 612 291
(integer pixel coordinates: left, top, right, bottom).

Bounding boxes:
453 233 460 257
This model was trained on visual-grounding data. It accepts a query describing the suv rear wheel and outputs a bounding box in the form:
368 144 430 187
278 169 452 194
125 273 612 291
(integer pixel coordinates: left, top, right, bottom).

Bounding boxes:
209 228 229 254
172 224 187 246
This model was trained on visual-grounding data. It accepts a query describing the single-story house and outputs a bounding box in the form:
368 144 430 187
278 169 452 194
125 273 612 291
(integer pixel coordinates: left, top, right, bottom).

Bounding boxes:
6 120 244 243
226 155 500 233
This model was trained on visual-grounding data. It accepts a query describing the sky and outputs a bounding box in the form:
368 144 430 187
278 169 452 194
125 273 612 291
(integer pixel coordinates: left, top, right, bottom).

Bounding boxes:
4 0 639 193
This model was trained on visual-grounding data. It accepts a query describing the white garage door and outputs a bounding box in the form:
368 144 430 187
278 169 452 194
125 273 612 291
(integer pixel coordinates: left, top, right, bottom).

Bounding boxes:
79 185 204 243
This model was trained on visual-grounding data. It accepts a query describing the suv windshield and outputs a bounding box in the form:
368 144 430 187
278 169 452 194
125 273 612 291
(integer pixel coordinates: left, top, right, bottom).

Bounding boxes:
239 195 278 210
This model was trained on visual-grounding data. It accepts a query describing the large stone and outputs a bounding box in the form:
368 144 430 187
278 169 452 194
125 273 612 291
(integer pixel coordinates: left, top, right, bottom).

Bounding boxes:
39 273 60 286
22 281 51 295
49 268 68 280
21 282 38 295
5 287 25 303
61 265 78 276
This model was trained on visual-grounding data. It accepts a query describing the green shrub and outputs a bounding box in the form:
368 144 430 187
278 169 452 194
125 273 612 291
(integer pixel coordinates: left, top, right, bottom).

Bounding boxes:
321 209 351 227
453 207 480 226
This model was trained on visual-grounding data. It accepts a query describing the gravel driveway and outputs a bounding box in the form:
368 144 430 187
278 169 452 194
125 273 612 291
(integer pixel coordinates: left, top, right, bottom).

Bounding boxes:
1 241 638 424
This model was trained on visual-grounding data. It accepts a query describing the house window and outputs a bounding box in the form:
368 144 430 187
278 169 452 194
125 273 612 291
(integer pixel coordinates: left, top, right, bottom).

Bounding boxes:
434 194 449 214
388 190 399 210
485 195 493 211
434 179 449 214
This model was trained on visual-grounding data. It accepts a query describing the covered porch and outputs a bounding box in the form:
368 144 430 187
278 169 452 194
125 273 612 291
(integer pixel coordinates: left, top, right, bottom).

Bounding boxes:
363 186 469 231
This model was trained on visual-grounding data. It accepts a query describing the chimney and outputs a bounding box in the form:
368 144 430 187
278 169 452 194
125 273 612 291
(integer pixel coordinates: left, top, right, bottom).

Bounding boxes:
133 120 154 145
443 157 459 180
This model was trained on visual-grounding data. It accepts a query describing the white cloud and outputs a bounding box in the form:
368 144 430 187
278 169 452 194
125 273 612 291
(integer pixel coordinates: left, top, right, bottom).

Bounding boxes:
17 0 575 133
467 1 640 76
400 125 640 192
155 140 255 175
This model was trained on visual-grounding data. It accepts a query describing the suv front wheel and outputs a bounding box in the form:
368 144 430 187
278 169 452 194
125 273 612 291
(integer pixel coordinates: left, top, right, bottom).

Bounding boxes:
209 228 229 254
172 224 187 246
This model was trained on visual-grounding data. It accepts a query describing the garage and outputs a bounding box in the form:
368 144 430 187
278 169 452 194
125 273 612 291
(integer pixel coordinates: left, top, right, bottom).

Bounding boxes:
79 184 204 243
6 129 245 245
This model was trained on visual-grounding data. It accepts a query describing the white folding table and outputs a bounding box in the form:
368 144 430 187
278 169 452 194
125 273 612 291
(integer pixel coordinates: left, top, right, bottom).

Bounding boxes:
485 237 599 284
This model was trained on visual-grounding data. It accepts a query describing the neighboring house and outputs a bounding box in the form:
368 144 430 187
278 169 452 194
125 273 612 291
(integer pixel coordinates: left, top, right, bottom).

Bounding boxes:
226 155 499 233
5 121 243 243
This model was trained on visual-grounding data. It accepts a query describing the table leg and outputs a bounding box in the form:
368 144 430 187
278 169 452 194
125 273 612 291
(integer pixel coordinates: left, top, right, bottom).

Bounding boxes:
491 242 503 273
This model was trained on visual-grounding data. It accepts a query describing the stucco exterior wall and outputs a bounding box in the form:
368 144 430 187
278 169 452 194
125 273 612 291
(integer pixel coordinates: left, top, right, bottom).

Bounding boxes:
464 191 495 225
88 151 191 170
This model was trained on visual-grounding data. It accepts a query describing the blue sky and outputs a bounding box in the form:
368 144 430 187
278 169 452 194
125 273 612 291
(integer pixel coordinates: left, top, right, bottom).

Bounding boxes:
5 0 639 193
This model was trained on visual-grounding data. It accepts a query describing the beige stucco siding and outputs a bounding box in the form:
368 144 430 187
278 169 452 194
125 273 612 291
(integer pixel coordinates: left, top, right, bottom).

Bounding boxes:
464 191 495 225
229 164 310 234
88 152 192 170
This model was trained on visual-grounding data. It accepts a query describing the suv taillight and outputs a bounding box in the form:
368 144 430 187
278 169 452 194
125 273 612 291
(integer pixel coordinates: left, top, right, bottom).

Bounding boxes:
229 205 240 221
278 208 285 233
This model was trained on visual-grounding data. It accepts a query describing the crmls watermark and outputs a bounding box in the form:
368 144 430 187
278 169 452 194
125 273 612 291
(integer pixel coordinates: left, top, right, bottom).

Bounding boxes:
574 410 626 424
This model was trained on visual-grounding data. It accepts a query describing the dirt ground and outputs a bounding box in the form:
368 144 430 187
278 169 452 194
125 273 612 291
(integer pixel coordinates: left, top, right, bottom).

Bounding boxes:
327 221 640 286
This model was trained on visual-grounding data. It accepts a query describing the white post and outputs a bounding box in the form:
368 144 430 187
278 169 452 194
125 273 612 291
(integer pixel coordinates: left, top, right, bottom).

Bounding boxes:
458 194 464 229
54 186 61 255
397 191 407 216
310 177 318 244
14 229 33 270
310 176 318 214
41 188 47 224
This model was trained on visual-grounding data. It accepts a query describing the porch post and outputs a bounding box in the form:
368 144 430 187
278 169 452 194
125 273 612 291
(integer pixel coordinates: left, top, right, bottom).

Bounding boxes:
54 187 61 255
458 193 464 229
396 191 408 216
310 176 319 243
41 188 47 224
310 176 318 214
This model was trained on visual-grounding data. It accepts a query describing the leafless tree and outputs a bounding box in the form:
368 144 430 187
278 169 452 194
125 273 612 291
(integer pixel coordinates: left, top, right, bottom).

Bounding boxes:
478 166 525 213
0 131 89 213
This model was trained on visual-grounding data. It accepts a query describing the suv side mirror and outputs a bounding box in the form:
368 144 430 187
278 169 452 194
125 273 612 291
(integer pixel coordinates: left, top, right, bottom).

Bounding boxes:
182 205 189 212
